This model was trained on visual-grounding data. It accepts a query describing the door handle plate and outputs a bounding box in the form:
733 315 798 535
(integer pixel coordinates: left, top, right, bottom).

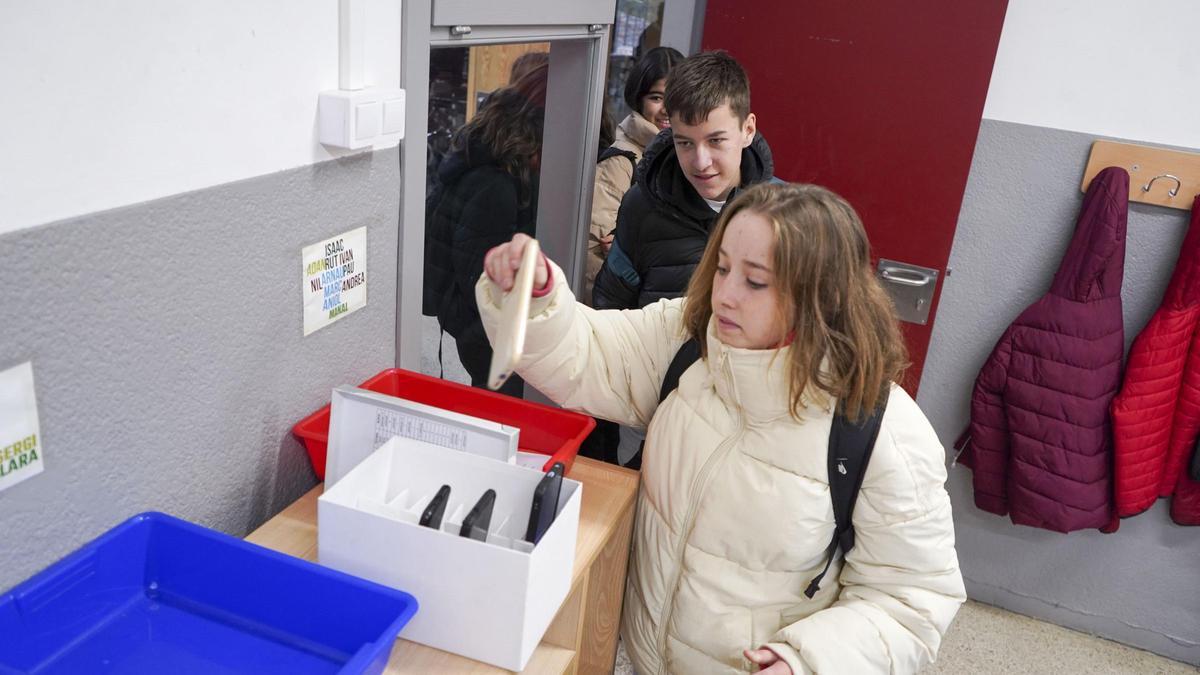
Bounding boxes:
876 259 940 325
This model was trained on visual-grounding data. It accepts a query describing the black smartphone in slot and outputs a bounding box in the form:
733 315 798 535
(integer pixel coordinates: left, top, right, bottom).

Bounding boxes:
419 485 451 529
460 489 496 542
525 462 565 545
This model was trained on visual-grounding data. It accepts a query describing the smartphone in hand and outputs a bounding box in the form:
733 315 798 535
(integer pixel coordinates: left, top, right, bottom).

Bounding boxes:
460 489 497 542
525 462 565 545
488 239 541 390
420 485 451 529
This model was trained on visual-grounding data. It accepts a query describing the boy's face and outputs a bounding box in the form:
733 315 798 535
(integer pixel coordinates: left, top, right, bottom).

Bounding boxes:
711 209 788 350
670 103 757 202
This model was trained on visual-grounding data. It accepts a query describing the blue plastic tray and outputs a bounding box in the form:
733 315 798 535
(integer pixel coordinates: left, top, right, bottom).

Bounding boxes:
0 512 417 675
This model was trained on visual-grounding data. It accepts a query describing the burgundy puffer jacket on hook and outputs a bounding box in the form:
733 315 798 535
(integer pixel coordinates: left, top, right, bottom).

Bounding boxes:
956 167 1128 533
1111 195 1200 526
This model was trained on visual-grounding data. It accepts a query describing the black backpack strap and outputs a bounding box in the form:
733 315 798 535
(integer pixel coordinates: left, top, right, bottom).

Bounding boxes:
804 400 887 598
598 146 639 175
628 338 701 471
649 338 885 599
659 338 702 404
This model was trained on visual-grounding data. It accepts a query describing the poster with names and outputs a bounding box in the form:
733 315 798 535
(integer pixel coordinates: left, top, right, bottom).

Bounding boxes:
0 362 44 492
303 227 367 336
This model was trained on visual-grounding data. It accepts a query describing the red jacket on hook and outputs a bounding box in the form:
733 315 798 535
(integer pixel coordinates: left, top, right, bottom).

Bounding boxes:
1111 194 1200 526
957 167 1127 533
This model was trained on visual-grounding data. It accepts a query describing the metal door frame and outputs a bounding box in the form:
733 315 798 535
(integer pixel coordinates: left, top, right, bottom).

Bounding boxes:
396 2 612 370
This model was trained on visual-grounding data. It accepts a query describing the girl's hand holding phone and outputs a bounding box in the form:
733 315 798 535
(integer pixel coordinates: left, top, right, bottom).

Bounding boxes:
484 233 549 293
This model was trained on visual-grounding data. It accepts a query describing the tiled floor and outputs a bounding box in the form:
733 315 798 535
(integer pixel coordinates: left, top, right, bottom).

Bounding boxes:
612 601 1198 674
924 601 1197 675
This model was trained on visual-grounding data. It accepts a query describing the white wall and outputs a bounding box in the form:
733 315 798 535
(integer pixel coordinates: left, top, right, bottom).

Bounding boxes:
0 1 402 236
983 0 1200 148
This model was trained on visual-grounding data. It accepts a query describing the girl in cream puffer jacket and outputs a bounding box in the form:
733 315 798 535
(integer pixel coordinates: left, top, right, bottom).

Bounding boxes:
479 183 964 674
585 47 682 302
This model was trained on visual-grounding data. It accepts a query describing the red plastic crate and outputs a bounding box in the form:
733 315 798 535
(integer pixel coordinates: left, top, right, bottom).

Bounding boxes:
293 368 594 479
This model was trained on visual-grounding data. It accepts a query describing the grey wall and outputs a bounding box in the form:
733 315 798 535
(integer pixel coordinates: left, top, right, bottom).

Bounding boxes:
919 120 1200 665
0 149 401 591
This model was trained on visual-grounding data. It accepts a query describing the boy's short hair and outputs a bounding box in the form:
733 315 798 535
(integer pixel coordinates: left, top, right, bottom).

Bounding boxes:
664 50 751 126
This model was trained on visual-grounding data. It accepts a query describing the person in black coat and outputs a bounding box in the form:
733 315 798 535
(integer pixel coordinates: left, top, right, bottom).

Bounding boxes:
424 64 547 395
592 51 774 311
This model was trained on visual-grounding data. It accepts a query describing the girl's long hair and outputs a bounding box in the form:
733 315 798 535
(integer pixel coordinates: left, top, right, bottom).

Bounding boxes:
623 46 684 113
681 182 908 421
452 63 548 205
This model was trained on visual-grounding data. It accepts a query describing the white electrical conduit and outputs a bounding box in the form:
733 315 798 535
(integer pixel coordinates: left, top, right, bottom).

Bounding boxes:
339 0 366 90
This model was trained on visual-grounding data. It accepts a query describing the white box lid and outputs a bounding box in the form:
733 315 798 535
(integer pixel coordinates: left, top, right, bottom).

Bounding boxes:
325 385 519 486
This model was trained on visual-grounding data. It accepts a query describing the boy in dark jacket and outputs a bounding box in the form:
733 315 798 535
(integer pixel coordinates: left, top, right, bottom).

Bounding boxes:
592 50 774 310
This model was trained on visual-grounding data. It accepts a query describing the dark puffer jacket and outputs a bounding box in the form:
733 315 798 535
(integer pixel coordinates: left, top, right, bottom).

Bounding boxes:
1111 195 1200 526
957 167 1128 533
591 129 774 309
424 138 537 383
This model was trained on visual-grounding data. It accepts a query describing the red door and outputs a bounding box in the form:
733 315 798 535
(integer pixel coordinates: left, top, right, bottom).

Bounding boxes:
703 2 1008 391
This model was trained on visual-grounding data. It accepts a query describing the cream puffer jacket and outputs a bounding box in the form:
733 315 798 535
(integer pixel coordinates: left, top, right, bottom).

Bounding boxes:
585 112 661 303
477 264 965 674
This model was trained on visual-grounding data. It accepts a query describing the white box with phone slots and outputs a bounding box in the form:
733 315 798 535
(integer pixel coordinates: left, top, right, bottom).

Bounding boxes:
317 388 581 671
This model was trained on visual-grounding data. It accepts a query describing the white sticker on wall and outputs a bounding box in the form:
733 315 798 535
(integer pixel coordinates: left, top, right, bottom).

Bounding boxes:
0 362 44 492
303 227 368 336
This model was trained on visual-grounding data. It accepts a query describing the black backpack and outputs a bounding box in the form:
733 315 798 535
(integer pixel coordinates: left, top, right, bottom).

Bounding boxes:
597 146 638 174
640 338 887 598
421 177 451 318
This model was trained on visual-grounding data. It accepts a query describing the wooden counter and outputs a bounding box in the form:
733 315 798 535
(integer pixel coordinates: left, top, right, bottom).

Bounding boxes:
246 457 639 674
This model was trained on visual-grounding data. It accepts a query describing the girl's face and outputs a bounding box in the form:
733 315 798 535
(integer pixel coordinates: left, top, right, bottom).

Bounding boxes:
640 78 670 130
711 210 789 350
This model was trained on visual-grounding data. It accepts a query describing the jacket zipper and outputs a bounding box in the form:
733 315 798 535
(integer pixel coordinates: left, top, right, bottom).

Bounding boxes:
652 354 748 672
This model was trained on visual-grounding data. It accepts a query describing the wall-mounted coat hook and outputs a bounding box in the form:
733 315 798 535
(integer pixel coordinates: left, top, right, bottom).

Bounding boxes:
1082 141 1200 211
1142 174 1182 197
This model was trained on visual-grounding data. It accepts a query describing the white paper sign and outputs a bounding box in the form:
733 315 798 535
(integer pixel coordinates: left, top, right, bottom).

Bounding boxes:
303 227 368 336
0 362 44 492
